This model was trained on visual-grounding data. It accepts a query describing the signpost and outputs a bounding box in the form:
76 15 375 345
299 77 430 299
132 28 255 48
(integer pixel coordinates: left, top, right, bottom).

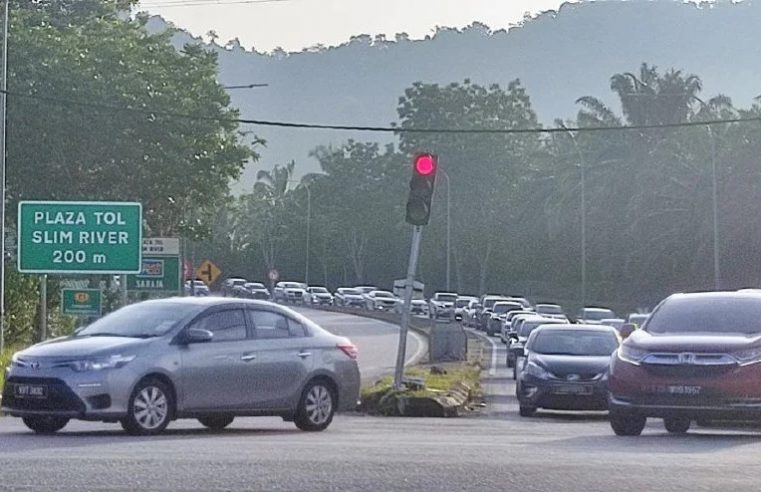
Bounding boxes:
17 201 142 274
61 288 102 316
196 259 221 286
127 257 181 293
127 238 181 294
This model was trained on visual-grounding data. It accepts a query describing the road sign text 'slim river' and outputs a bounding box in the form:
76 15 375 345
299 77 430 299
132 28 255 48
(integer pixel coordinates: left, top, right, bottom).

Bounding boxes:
17 201 142 274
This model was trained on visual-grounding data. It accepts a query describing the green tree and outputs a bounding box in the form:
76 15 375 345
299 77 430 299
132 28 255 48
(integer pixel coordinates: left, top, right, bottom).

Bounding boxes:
8 0 253 239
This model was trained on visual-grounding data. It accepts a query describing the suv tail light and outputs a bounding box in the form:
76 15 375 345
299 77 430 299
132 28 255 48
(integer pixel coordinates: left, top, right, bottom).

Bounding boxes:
337 342 358 360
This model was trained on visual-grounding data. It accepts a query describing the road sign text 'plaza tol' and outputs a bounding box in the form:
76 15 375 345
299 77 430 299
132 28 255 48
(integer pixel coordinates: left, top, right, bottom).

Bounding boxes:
18 201 142 274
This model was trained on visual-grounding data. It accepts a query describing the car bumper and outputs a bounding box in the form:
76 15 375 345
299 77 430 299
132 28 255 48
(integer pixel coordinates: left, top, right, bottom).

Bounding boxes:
608 356 761 420
519 374 609 411
608 394 761 420
1 368 138 420
334 362 362 412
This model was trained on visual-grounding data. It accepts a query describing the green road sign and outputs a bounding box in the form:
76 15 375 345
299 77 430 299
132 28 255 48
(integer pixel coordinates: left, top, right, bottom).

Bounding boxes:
127 256 181 292
61 288 102 316
17 201 142 274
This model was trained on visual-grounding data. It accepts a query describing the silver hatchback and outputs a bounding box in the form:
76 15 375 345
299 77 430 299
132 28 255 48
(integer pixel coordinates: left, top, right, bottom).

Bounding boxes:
1 298 361 435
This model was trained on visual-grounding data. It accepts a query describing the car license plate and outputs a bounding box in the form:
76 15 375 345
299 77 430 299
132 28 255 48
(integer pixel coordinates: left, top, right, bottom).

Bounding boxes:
641 384 702 396
14 384 48 399
553 384 593 395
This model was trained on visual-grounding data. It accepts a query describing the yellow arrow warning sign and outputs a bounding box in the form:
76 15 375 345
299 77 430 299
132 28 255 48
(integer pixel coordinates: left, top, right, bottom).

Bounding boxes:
195 259 221 286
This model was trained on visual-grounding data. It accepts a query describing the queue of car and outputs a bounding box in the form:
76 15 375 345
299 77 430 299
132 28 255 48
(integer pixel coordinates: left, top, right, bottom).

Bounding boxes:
13 268 756 438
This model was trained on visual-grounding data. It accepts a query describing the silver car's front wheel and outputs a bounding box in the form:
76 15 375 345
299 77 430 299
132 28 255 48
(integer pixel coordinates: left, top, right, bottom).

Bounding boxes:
121 379 173 436
295 381 336 432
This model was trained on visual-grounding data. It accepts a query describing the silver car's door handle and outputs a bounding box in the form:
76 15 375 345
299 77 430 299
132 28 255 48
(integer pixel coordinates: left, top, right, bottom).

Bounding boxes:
297 351 312 359
241 354 257 361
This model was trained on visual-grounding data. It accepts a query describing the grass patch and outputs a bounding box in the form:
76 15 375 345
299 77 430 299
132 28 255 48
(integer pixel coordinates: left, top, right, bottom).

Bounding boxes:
360 362 482 415
0 345 17 393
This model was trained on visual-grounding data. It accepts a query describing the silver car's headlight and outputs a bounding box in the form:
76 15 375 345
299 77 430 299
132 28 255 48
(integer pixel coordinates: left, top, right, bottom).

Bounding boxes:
71 354 136 372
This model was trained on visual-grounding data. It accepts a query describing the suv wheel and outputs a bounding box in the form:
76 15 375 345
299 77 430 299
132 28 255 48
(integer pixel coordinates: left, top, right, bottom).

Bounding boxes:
22 416 69 434
121 378 173 436
610 412 646 436
663 417 691 434
295 381 336 432
198 415 235 431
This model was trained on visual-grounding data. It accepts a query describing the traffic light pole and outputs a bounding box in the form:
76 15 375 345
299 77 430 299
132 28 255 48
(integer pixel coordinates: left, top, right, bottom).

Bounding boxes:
393 225 423 390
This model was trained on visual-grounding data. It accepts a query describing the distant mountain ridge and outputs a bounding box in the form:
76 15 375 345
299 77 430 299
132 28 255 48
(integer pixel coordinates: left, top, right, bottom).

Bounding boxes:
146 0 761 190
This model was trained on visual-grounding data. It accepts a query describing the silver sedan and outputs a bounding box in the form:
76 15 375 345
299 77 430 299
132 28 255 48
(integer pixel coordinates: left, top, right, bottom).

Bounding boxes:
2 298 361 435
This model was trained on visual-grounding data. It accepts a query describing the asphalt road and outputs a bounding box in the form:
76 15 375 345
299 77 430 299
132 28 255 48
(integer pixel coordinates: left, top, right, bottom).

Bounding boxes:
3 321 761 491
290 306 427 383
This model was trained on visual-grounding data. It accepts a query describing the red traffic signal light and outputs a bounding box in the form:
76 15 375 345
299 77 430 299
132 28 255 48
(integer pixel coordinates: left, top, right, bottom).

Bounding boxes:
414 154 437 176
406 153 438 226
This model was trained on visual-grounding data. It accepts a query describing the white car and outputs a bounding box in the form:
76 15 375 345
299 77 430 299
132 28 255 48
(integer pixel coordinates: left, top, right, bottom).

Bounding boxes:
307 286 334 306
184 280 210 296
365 290 400 311
627 312 650 327
222 277 246 296
577 307 617 325
534 303 568 321
429 292 458 319
334 288 365 308
454 296 478 322
273 281 308 304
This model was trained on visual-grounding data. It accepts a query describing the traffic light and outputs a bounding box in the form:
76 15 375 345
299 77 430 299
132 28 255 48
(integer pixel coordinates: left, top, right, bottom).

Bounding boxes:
405 153 438 226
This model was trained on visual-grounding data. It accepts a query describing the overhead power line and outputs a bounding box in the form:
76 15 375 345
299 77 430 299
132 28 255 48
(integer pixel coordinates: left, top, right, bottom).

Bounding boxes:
3 89 760 135
139 0 294 8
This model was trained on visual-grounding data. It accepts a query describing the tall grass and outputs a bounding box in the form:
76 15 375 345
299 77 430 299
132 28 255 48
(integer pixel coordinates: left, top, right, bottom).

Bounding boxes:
0 346 16 392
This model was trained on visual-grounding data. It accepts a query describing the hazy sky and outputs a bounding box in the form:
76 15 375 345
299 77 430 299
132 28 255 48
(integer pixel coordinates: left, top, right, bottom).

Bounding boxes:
136 0 578 52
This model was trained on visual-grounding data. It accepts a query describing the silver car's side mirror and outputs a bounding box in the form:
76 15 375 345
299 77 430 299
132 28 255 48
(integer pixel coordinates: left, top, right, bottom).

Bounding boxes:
183 328 214 344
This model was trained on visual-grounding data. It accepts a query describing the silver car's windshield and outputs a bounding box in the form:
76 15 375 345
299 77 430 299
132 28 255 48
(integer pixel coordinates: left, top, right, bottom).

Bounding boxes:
78 303 200 338
436 294 458 303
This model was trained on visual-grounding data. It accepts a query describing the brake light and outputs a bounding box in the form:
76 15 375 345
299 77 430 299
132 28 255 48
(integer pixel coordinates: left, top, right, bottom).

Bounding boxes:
337 342 358 360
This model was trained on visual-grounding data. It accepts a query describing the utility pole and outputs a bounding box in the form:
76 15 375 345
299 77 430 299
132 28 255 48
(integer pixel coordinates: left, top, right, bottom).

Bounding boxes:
0 0 10 353
393 226 423 389
439 169 451 292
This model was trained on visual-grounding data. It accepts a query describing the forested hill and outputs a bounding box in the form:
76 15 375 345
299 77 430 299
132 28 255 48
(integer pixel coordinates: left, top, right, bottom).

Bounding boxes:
147 0 761 188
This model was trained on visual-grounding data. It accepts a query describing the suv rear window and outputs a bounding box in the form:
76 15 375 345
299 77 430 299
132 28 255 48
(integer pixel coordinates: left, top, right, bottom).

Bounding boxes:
647 296 761 335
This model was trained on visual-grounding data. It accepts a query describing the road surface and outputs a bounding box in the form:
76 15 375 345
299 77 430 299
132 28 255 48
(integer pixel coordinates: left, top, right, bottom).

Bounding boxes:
291 306 426 383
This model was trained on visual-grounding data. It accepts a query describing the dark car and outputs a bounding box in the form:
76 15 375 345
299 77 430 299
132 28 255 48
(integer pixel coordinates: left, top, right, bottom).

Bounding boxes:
516 325 620 417
507 316 567 374
242 282 271 300
608 291 761 436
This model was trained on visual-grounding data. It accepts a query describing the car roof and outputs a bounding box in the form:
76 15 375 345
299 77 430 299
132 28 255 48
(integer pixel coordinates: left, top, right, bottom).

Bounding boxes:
535 324 619 334
494 301 522 306
669 291 761 301
138 296 276 307
536 303 561 308
583 307 615 312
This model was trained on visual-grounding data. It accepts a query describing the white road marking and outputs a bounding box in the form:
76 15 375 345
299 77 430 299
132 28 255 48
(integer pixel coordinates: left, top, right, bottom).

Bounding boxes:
466 328 499 376
405 329 427 366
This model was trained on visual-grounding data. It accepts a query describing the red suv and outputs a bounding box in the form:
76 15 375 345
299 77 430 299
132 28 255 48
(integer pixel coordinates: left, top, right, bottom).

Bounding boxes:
608 291 761 436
